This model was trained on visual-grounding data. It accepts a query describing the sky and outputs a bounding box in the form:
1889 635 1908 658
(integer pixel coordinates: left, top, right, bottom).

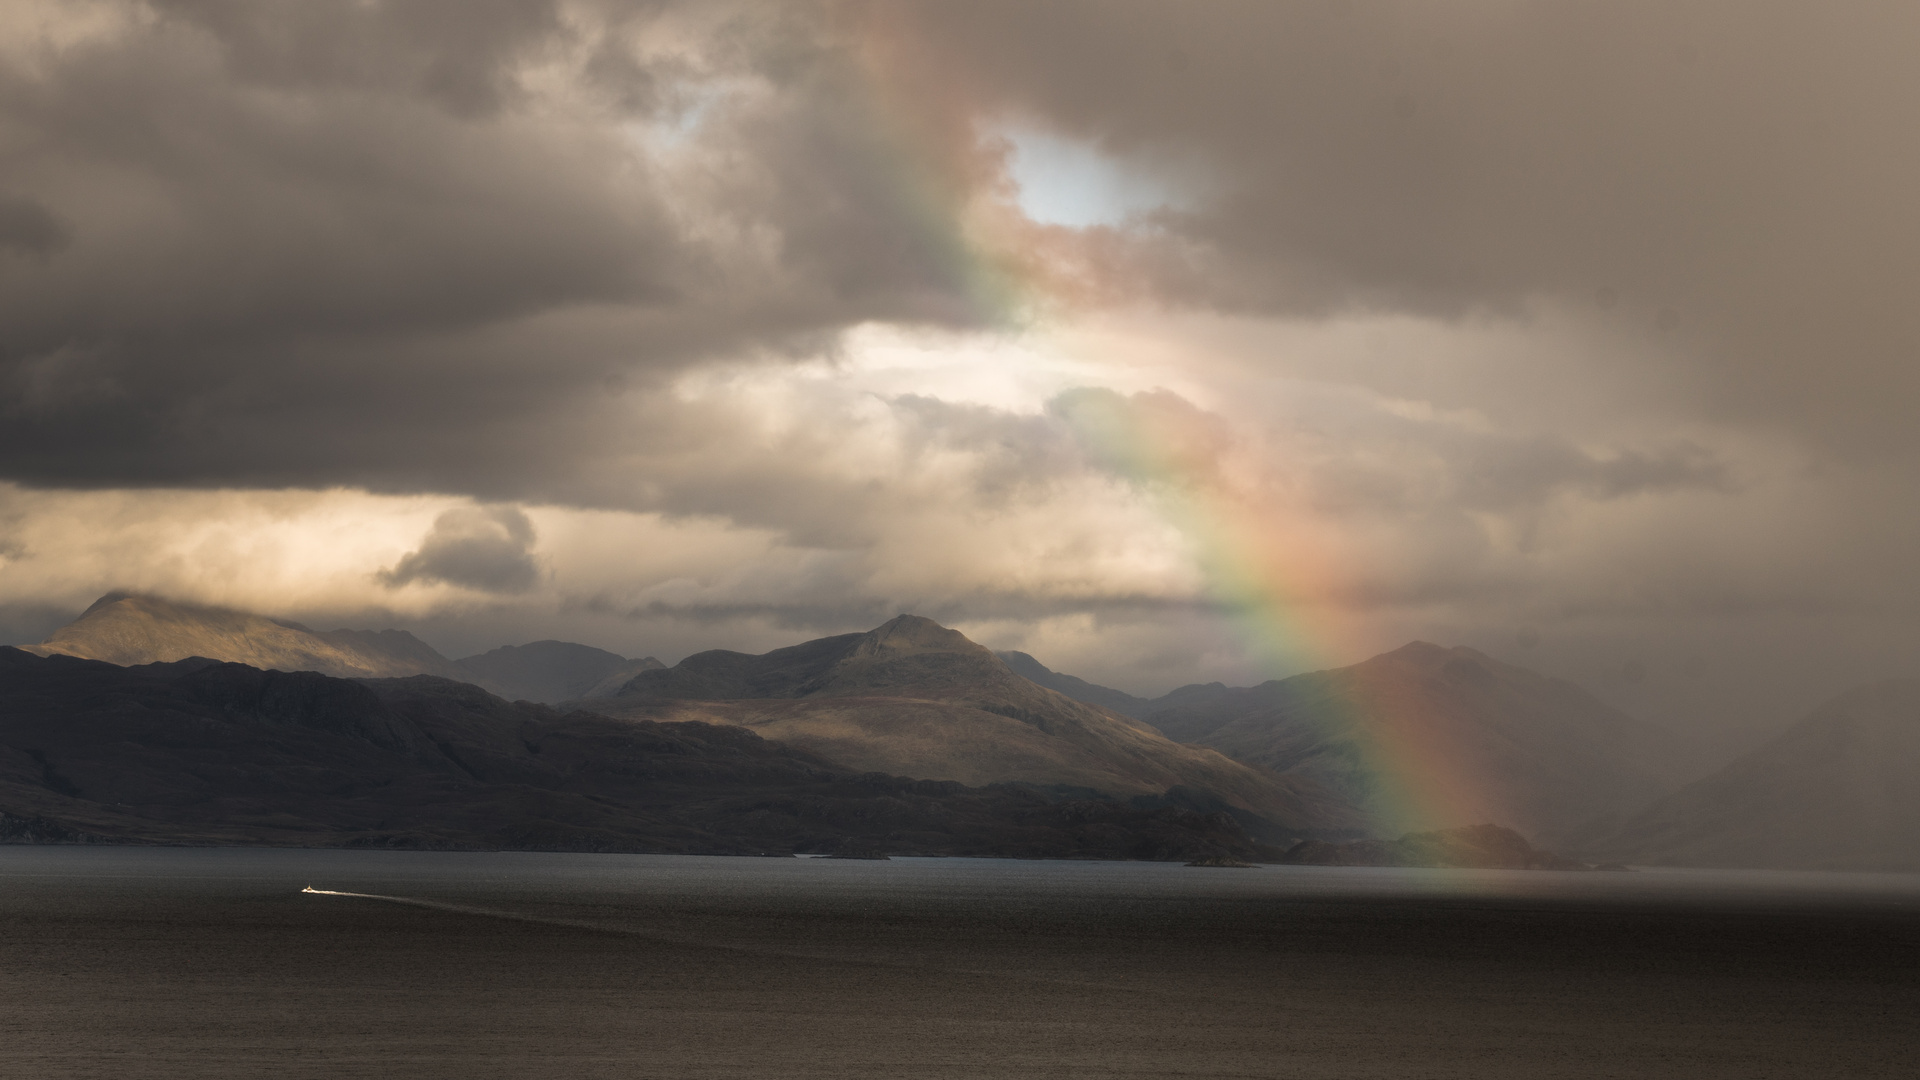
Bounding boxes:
3 0 1918 754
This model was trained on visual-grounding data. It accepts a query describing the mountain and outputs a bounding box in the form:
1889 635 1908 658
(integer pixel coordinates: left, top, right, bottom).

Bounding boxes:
589 615 1359 834
23 597 1662 849
1573 680 1920 871
986 649 1377 736
1134 682 1267 742
21 592 665 705
1117 642 1694 845
0 648 1275 861
995 651 1153 717
454 641 664 704
988 652 1246 727
23 593 471 681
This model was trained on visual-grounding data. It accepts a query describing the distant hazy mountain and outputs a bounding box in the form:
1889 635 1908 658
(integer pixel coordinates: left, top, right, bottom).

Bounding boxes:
454 641 664 704
995 651 1153 717
1119 643 1693 845
24 593 471 681
1002 642 1694 845
0 648 1280 860
592 615 1359 834
1575 680 1920 871
1135 682 1277 743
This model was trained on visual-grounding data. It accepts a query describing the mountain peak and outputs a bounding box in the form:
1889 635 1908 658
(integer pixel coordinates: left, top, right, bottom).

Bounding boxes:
77 590 141 618
72 591 226 623
1371 640 1501 675
1381 640 1458 661
27 592 462 681
592 617 1348 828
852 615 984 658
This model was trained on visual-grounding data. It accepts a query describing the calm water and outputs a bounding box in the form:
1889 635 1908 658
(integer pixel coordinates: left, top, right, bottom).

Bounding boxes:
4 847 1918 1078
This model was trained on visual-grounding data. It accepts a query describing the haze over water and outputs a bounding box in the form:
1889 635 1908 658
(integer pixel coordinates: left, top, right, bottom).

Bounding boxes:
5 847 1916 1079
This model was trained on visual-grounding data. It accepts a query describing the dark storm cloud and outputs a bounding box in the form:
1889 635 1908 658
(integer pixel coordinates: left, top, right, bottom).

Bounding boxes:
158 0 571 118
380 505 542 593
8 0 1908 501
893 0 1920 459
0 0 996 495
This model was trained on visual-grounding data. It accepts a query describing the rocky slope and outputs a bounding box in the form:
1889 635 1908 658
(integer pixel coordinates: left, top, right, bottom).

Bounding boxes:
1573 679 1920 871
0 647 1276 860
591 615 1359 834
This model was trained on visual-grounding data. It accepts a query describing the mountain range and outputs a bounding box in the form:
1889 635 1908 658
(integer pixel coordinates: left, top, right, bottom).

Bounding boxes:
997 650 1920 871
1005 644 1696 845
23 593 662 705
1569 679 1920 871
9 592 1919 869
580 614 1356 833
0 649 1267 860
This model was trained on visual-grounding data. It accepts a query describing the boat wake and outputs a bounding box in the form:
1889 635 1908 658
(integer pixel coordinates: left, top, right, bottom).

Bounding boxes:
298 885 619 931
294 884 1141 994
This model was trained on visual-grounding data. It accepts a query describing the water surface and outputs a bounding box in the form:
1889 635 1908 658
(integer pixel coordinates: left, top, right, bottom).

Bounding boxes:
4 847 1916 1078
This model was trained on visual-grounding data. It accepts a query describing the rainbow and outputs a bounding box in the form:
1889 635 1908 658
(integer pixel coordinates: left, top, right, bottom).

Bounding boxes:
1055 386 1514 837
840 16 1503 840
834 7 1140 331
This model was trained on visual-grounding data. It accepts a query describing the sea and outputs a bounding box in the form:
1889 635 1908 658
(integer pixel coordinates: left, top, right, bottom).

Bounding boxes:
3 846 1917 1079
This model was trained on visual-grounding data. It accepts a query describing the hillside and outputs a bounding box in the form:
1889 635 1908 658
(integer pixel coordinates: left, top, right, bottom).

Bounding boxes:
995 651 1153 717
0 648 1273 860
592 615 1359 833
1574 679 1920 871
24 593 470 681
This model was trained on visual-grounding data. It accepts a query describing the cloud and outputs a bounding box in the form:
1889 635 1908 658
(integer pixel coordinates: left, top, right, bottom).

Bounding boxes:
0 197 70 258
379 505 543 593
886 1 1920 459
9 1 1909 491
158 0 569 119
0 1 1024 493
